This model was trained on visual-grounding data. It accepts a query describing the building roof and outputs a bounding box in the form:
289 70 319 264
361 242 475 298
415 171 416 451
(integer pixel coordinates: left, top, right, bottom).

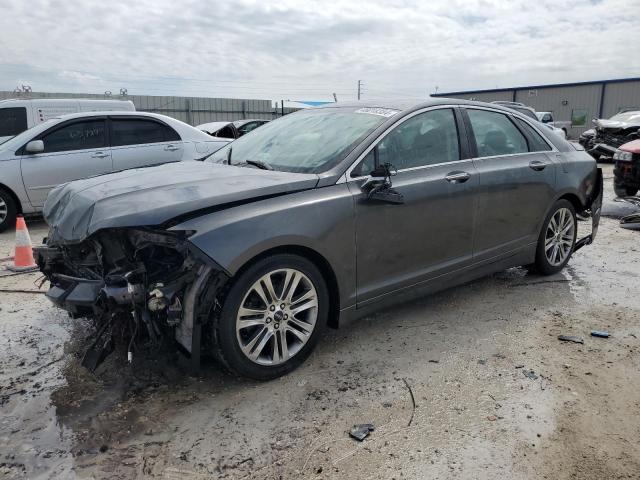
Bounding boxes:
433 77 640 97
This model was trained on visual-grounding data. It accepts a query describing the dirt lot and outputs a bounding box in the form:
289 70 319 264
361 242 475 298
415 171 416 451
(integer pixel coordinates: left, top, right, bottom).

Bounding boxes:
1 163 639 480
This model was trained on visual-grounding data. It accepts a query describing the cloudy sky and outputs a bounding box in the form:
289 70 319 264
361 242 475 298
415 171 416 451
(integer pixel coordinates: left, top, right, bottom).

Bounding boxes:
1 0 639 102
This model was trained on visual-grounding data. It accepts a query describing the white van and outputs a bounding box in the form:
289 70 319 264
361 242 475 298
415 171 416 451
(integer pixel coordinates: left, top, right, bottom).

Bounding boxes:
0 98 135 144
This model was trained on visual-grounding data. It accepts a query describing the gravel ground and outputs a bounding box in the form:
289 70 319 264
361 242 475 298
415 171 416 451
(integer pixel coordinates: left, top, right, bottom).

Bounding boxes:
1 163 639 479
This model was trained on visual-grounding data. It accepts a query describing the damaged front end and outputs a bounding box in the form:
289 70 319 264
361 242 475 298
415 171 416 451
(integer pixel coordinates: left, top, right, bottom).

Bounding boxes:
592 122 640 158
34 228 228 370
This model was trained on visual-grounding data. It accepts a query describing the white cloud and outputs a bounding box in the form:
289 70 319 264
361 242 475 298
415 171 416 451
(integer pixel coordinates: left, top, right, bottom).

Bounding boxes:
0 0 638 101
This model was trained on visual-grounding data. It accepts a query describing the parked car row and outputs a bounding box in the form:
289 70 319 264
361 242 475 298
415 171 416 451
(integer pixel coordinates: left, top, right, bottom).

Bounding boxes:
490 101 567 139
0 110 230 231
0 98 135 144
34 98 602 379
196 119 270 139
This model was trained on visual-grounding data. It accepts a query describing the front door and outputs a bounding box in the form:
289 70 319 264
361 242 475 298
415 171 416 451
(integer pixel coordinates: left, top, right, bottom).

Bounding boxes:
109 117 184 171
348 108 478 305
20 118 111 207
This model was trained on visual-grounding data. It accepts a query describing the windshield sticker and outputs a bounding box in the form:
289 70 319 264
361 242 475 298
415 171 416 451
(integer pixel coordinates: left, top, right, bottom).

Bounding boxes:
355 107 400 118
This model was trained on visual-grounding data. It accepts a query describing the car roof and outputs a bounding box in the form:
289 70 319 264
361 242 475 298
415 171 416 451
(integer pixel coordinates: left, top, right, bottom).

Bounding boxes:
315 97 524 115
43 110 170 122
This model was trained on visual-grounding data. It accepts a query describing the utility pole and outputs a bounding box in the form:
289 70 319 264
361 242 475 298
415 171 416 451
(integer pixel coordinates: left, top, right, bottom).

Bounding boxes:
357 80 362 100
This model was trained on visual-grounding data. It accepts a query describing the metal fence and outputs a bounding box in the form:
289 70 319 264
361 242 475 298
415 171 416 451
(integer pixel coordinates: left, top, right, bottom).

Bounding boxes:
0 91 299 126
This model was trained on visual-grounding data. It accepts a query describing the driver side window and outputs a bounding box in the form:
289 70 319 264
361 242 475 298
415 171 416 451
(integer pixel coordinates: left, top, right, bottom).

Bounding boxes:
351 108 460 176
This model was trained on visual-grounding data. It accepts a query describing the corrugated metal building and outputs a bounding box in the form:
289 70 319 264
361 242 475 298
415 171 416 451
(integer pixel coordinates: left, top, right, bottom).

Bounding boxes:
0 91 299 125
433 77 640 138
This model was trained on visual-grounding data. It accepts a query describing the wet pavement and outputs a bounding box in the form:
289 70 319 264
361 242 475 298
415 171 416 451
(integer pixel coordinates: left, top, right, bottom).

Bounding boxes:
1 163 639 479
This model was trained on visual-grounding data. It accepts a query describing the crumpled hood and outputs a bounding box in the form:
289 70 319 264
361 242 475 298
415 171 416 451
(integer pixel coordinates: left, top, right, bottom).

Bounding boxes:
595 118 640 130
44 161 319 243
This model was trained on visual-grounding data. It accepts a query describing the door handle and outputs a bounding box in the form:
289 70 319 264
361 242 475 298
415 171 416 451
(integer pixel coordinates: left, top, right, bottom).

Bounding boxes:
91 152 109 158
164 145 179 151
529 160 548 171
444 171 471 183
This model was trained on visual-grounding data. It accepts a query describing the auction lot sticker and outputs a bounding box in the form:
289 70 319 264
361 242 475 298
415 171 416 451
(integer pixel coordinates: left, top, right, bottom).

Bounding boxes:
355 107 400 117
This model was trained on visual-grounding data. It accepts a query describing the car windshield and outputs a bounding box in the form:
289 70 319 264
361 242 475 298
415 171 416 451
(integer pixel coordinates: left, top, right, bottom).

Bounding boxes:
208 107 391 173
609 111 640 123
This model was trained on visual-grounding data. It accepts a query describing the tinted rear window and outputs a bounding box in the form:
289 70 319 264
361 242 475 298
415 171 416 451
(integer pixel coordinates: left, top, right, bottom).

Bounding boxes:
40 120 107 153
0 107 28 137
111 119 180 146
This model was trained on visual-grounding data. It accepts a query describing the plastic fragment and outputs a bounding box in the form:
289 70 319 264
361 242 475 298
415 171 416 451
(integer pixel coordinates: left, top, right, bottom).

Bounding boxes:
349 424 375 441
558 335 584 344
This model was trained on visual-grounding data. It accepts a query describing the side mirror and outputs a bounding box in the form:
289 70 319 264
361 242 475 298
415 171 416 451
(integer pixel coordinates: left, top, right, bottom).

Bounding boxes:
25 140 44 153
360 163 404 204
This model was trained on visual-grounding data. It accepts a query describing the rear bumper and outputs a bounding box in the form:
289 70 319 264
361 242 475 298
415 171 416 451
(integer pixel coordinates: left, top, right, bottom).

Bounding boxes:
575 168 603 251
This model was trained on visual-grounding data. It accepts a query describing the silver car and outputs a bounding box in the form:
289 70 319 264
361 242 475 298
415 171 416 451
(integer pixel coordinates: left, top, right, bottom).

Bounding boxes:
35 99 602 380
0 111 229 231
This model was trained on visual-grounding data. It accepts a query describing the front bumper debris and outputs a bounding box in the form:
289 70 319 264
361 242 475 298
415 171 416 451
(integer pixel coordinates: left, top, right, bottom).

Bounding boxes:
34 228 228 371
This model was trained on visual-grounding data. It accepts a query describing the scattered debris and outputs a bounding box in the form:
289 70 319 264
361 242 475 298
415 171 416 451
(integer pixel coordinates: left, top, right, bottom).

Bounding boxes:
477 359 486 365
487 415 498 421
349 424 375 441
402 378 416 427
590 330 610 338
523 370 538 380
515 364 525 369
602 197 640 219
558 335 584 344
620 213 640 231
0 288 45 294
428 359 439 364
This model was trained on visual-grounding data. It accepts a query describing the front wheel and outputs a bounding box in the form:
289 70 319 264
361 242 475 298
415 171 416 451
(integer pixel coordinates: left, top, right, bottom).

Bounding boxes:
533 200 577 275
211 254 328 380
0 188 17 233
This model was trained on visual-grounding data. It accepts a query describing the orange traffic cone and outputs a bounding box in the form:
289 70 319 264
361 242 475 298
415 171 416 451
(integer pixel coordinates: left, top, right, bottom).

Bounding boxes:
8 215 37 272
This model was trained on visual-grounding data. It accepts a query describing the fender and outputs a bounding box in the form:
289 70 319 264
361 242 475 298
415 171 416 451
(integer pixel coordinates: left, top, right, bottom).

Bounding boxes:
171 183 358 309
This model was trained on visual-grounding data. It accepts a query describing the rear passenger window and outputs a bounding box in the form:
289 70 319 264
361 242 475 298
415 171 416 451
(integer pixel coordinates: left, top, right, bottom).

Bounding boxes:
0 107 28 137
111 119 180 146
40 120 106 153
467 109 528 157
513 118 552 152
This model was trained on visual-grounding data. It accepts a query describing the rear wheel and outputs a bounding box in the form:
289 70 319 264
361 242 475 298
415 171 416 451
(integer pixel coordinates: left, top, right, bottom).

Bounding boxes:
0 188 17 233
614 183 638 197
212 254 328 380
533 200 577 275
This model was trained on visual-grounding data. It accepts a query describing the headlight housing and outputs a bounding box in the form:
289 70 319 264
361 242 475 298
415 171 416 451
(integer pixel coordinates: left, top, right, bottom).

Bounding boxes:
613 150 633 161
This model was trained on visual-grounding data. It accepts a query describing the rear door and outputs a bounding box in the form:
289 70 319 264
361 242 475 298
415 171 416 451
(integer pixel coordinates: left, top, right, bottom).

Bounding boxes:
348 107 478 304
109 117 184 171
464 108 556 261
20 118 111 207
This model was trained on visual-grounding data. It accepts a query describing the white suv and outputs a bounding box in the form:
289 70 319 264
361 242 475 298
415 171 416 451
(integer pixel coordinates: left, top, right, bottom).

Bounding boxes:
0 111 229 231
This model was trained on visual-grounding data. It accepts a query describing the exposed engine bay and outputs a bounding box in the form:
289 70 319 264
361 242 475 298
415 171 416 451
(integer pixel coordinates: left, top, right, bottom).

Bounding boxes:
34 228 229 371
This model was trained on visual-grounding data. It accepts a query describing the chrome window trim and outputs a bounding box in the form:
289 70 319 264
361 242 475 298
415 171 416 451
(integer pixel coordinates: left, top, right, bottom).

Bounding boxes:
337 104 559 184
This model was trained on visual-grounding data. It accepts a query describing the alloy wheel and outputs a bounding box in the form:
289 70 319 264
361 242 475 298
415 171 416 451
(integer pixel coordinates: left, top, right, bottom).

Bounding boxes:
545 207 575 266
235 268 318 366
0 197 7 224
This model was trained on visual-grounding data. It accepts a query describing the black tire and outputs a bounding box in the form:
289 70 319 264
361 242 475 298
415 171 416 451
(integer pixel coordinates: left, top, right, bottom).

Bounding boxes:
613 183 638 197
533 199 577 276
0 188 17 233
211 254 329 380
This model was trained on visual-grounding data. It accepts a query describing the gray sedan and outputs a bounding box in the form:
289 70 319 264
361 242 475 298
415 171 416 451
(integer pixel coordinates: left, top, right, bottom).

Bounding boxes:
35 98 602 380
